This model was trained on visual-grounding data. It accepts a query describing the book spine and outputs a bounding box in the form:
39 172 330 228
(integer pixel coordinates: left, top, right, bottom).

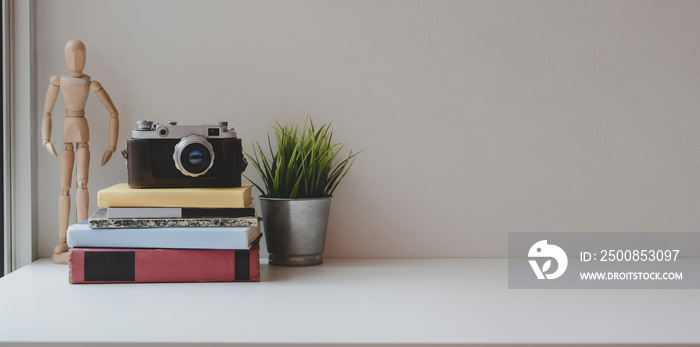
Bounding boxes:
69 245 260 283
67 224 257 250
107 207 182 219
181 208 256 218
97 184 252 208
107 207 256 219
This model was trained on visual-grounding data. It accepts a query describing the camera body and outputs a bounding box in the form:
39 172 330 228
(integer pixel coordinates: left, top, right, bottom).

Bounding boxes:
125 120 246 188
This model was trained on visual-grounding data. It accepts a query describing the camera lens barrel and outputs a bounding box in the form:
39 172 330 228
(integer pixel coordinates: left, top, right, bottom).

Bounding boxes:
173 135 215 177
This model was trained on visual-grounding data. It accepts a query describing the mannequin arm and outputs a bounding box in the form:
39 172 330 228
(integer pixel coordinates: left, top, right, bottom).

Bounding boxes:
90 81 119 165
41 76 60 157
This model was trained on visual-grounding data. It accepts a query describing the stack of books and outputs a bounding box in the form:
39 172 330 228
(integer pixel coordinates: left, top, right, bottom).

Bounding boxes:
66 183 260 284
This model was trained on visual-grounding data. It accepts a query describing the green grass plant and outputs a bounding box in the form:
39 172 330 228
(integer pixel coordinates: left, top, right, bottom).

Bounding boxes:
244 117 360 198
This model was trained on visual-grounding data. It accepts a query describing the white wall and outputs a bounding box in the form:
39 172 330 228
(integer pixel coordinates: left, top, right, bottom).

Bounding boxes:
34 0 700 258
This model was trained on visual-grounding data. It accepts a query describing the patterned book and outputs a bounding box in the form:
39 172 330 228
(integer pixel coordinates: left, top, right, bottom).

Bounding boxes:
88 208 258 229
69 243 260 284
67 220 261 250
97 183 253 208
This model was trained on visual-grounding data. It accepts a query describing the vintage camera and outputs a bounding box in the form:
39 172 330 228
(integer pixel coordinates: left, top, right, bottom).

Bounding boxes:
125 120 246 188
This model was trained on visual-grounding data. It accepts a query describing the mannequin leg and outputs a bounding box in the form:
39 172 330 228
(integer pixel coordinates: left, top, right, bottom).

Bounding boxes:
76 142 90 222
53 143 74 264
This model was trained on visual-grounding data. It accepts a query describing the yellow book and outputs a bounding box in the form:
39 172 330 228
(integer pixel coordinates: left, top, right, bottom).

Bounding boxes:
97 183 253 208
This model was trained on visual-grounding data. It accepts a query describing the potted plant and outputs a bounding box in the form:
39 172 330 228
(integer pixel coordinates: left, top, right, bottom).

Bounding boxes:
244 118 359 266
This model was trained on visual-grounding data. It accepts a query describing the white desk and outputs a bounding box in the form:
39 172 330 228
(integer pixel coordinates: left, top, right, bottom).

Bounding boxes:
0 258 698 346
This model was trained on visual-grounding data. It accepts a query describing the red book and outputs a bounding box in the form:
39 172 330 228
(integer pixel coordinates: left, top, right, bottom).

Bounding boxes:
69 244 260 284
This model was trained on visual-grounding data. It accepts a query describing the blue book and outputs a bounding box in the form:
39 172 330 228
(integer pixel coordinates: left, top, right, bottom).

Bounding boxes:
67 220 260 250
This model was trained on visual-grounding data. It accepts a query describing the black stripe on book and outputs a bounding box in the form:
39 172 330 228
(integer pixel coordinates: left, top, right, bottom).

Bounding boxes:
235 250 250 281
84 251 136 282
181 208 256 218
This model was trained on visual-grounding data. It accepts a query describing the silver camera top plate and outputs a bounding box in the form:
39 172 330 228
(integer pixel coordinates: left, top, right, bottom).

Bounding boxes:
132 120 237 139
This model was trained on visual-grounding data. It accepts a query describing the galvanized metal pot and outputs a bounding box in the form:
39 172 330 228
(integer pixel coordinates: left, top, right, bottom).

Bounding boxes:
258 196 332 266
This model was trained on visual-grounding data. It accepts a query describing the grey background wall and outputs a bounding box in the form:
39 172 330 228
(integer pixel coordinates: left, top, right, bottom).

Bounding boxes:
34 0 700 259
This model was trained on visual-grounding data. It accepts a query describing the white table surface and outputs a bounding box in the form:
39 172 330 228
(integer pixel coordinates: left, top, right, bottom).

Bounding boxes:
0 258 698 346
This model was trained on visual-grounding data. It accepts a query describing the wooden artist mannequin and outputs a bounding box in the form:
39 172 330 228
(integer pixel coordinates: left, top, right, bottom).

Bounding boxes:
42 39 119 264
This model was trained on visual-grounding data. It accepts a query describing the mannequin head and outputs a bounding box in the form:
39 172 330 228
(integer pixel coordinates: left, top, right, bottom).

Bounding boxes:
64 39 86 77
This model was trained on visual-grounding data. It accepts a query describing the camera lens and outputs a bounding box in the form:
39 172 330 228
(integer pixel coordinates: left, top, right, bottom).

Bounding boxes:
180 144 210 175
173 135 215 177
188 150 203 165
